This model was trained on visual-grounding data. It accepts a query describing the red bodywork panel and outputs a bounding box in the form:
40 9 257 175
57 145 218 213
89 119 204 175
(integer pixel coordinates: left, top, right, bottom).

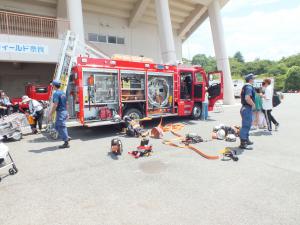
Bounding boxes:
11 85 52 111
71 57 224 126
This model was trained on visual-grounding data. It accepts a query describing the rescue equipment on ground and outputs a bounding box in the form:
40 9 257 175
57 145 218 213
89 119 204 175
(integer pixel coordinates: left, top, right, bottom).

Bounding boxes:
151 117 184 139
183 133 204 144
128 132 152 158
225 134 237 142
110 138 123 155
219 148 239 161
212 124 240 142
123 116 149 137
163 131 219 160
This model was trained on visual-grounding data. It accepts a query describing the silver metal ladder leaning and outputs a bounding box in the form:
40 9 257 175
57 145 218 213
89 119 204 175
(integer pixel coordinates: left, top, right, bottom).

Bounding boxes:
46 30 109 138
53 30 109 93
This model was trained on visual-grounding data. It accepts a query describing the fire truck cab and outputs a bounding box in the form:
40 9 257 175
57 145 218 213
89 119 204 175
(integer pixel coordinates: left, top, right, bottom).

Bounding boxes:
68 56 223 127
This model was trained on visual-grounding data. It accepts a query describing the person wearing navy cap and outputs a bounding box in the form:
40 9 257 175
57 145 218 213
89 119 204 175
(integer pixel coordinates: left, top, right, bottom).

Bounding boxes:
239 73 256 149
49 80 70 148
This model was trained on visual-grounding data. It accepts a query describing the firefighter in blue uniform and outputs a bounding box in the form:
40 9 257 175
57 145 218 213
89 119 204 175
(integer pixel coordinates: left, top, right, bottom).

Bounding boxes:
49 80 70 148
239 74 256 149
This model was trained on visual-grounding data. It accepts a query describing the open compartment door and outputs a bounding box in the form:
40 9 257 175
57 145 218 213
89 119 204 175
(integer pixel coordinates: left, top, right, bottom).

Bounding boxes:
147 72 174 116
207 71 224 111
81 68 120 124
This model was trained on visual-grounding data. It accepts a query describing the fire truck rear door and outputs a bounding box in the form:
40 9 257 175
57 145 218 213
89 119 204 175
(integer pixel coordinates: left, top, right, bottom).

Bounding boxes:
207 71 224 110
178 71 193 116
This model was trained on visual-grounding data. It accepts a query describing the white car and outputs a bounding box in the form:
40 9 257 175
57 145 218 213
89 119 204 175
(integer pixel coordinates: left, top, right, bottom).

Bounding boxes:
233 80 244 98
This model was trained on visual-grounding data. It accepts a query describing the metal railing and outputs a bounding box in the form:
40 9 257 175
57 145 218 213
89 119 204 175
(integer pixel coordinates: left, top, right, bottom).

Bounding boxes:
0 10 70 39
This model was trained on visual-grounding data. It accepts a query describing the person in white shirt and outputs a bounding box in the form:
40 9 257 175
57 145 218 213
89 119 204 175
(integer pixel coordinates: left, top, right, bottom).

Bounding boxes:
261 79 279 132
201 87 209 120
22 95 44 134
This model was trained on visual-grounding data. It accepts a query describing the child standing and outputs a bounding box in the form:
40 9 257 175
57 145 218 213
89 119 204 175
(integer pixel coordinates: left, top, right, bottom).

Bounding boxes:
252 88 265 129
201 87 209 120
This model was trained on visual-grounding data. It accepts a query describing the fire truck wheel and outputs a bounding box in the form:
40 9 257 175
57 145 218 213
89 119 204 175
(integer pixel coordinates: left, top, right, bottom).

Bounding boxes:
191 104 202 120
124 108 143 120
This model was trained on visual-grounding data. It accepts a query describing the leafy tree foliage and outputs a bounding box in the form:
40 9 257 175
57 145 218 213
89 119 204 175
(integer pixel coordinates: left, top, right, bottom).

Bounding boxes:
284 66 300 91
274 74 287 91
229 58 244 77
191 54 217 72
267 63 288 76
233 51 244 63
280 54 300 67
189 52 300 90
182 57 191 65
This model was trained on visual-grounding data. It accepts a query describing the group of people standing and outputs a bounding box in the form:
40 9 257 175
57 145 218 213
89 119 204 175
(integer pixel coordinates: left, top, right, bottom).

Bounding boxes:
1 81 70 149
239 74 280 149
22 81 70 149
252 79 279 132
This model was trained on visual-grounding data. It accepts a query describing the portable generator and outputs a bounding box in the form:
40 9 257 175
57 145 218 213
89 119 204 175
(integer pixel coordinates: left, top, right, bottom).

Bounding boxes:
111 138 123 155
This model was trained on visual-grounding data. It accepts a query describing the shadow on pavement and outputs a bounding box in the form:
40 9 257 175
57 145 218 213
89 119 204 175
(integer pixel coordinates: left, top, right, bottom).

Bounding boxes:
107 152 120 160
32 116 210 142
29 146 62 153
250 130 272 136
28 136 56 143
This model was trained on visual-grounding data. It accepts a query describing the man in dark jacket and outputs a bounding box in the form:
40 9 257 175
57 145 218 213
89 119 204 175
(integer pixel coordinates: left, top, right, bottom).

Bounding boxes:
49 80 70 149
240 74 256 149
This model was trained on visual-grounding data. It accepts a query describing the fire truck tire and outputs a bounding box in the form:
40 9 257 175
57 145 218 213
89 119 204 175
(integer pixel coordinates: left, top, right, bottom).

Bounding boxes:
123 108 143 120
191 104 202 120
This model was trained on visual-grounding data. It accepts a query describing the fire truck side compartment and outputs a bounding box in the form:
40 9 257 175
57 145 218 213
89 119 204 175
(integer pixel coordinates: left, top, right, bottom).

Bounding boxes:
82 68 119 121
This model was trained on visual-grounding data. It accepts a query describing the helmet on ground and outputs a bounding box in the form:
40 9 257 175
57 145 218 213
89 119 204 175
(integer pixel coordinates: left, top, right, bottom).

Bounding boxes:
213 125 221 132
216 129 226 140
226 134 237 142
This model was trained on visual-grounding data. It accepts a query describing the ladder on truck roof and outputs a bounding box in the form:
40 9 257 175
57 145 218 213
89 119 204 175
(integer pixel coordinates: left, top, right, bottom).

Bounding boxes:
53 30 109 93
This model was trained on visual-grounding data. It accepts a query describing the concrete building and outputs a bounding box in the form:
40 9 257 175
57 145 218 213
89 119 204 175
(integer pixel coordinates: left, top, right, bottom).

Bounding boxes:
0 0 234 104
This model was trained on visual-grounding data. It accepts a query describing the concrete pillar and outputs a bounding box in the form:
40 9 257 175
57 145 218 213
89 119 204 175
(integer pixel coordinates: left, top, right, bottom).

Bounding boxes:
154 0 177 64
208 0 235 105
66 0 85 43
56 0 68 39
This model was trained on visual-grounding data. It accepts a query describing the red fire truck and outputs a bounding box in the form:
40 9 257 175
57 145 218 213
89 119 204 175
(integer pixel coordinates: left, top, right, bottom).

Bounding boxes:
11 85 52 112
66 56 223 127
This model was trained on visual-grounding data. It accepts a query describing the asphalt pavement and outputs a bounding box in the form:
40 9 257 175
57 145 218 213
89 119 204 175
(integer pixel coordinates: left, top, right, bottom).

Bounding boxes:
0 94 299 225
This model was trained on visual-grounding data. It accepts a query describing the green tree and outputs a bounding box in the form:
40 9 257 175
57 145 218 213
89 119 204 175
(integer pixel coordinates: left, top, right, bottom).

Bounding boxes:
274 74 287 91
242 59 273 75
280 54 300 67
191 54 217 72
233 51 244 63
284 66 300 91
182 57 191 65
229 58 244 78
267 63 288 76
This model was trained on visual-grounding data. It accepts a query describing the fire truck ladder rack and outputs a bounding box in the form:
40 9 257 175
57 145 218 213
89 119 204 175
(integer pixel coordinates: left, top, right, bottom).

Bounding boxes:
53 30 109 93
47 31 110 138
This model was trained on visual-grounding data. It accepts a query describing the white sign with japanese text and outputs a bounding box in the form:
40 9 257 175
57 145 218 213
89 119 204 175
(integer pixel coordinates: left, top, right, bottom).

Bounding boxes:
0 42 48 55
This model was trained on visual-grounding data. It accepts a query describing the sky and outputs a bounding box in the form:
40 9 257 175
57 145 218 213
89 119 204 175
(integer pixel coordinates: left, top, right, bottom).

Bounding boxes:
182 0 300 62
